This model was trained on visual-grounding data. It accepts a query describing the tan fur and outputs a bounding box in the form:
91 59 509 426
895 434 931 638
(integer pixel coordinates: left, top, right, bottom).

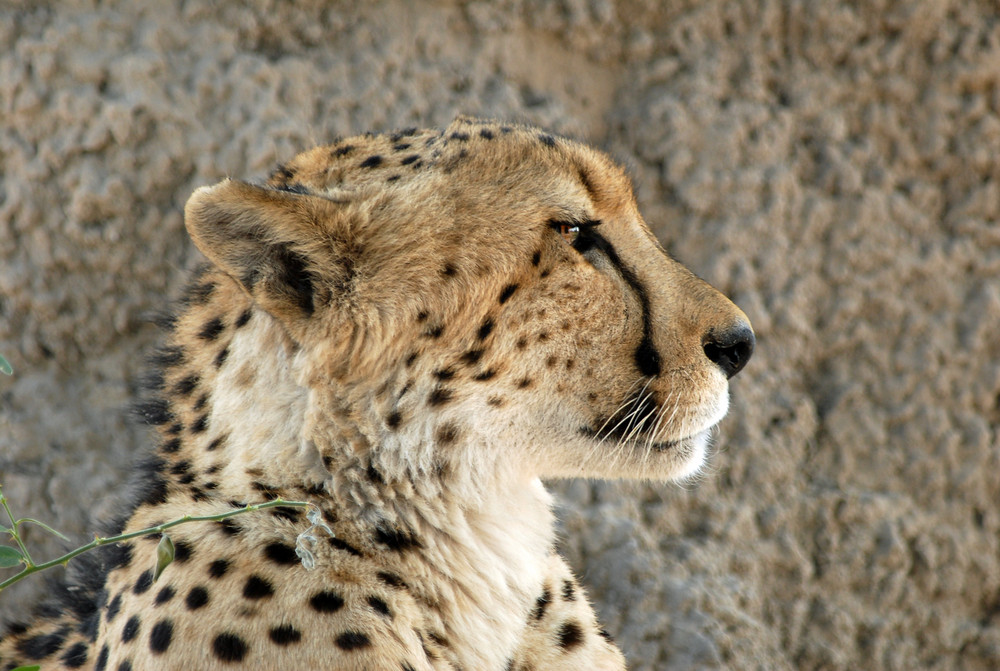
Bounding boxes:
0 117 752 670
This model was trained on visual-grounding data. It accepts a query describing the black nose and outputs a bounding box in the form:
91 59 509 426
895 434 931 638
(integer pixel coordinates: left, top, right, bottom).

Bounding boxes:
703 324 755 379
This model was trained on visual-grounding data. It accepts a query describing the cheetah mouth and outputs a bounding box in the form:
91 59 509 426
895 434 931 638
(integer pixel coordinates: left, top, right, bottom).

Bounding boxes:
578 387 722 453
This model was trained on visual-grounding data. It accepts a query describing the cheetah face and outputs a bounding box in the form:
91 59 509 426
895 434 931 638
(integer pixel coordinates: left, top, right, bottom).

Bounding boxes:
184 118 753 486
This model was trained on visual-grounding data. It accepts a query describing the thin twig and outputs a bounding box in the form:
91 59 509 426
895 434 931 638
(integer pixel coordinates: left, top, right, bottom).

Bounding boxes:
0 499 310 592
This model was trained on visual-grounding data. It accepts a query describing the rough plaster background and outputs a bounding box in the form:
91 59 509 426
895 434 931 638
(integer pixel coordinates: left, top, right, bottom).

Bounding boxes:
1 1 999 669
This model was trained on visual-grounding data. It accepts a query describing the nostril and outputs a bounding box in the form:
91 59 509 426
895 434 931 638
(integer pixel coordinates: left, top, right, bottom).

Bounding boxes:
703 325 755 379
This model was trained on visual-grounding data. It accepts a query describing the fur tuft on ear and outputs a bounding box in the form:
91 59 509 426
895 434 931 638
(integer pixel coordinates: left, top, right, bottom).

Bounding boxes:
184 179 348 330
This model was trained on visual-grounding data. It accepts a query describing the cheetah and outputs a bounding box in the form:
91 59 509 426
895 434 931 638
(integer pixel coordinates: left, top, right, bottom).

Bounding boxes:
0 116 753 670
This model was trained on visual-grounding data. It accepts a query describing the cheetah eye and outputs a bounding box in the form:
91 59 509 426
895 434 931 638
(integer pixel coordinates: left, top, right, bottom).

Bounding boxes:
558 223 580 244
549 218 600 247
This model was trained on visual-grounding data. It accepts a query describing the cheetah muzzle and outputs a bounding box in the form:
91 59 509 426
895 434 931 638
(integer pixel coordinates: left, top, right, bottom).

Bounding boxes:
0 117 753 671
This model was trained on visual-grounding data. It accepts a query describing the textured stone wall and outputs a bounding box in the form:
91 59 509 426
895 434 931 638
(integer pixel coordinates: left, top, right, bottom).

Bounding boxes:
2 2 999 668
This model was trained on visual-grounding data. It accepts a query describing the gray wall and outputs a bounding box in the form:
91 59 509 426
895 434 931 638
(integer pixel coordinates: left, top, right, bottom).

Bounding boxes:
2 2 998 668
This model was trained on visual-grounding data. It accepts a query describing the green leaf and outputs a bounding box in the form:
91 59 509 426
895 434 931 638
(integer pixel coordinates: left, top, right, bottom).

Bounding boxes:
0 354 11 376
11 666 41 671
18 518 70 541
152 533 175 582
0 545 24 568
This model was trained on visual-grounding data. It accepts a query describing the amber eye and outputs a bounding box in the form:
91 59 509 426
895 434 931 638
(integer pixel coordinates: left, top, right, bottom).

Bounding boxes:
558 223 580 244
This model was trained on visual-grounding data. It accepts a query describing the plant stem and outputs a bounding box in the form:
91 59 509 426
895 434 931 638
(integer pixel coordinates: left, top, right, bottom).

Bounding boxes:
0 499 310 592
0 487 34 566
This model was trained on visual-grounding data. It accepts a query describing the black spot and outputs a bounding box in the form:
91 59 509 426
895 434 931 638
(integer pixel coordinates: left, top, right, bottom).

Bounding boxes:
214 347 230 368
387 174 401 183
403 663 418 671
498 284 518 304
148 620 173 654
557 621 584 650
93 643 110 671
134 399 173 426
235 309 253 328
174 375 199 396
61 641 89 668
599 628 615 643
154 586 175 605
428 632 449 648
377 571 408 589
386 410 402 429
517 377 533 389
264 542 299 565
212 632 248 662
449 131 470 141
271 163 295 182
121 615 141 643
477 318 494 340
416 310 429 322
269 624 302 646
162 438 181 454
16 626 68 659
243 575 275 600
634 338 661 377
173 540 193 563
328 537 363 557
333 144 355 157
309 590 345 613
435 423 458 445
531 250 541 266
374 524 422 551
335 631 371 651
366 462 386 485
206 435 226 451
217 519 241 536
133 569 154 595
424 324 444 338
434 367 456 381
427 387 454 406
278 182 309 194
270 505 302 522
198 317 225 341
401 154 420 165
392 142 411 151
562 579 577 601
251 481 281 500
208 559 230 578
186 586 209 610
480 129 495 140
367 595 391 617
441 263 457 277
117 660 133 671
538 134 556 147
170 460 191 476
190 414 209 434
532 588 551 620
473 369 496 381
106 592 123 622
193 393 209 411
360 155 383 168
405 352 419 367
461 349 484 365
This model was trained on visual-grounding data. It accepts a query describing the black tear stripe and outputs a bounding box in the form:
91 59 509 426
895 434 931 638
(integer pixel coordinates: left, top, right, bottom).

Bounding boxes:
571 227 661 377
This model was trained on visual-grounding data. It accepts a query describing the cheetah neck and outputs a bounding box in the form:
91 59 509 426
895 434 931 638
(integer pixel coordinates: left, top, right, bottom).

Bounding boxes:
158 280 556 667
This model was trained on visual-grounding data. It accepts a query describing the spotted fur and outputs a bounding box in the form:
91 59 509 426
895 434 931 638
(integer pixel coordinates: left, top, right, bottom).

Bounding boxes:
0 117 753 670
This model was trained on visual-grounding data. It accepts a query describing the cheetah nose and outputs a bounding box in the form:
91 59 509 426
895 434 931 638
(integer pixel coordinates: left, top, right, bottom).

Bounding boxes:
702 323 755 379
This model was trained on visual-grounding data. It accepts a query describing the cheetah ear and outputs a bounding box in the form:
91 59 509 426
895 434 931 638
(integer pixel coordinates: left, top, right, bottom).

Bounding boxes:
184 179 347 332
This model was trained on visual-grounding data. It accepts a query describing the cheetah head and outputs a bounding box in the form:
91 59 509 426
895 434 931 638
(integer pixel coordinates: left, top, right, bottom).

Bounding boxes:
184 118 753 494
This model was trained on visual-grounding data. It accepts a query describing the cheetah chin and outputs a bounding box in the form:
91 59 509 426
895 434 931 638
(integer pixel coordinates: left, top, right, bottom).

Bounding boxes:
1 116 752 671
